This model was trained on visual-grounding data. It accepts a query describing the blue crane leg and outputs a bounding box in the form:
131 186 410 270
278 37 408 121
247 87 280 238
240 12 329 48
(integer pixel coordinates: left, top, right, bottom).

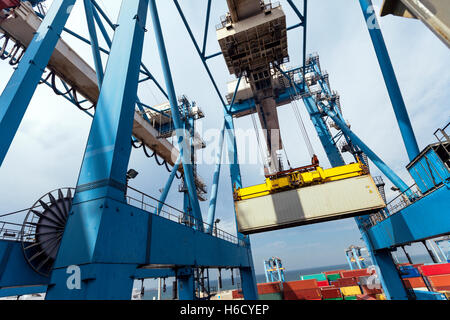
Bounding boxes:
0 0 76 167
148 0 203 228
264 261 270 283
205 121 225 233
346 252 354 270
276 260 283 283
83 0 104 86
206 76 242 233
352 247 363 269
45 0 149 300
358 0 419 162
155 154 182 215
303 96 345 167
224 112 258 300
355 216 409 299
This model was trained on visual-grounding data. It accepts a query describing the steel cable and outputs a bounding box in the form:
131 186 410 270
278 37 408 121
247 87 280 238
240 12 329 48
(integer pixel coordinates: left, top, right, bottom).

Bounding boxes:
251 113 269 168
137 140 182 179
289 81 315 159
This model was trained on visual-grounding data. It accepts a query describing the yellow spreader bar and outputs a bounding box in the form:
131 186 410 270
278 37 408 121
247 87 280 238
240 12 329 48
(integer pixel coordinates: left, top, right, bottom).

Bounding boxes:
234 162 368 201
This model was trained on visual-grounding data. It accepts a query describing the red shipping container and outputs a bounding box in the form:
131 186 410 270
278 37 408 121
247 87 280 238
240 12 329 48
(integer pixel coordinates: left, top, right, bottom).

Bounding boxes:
320 287 342 299
0 0 20 10
331 277 359 288
427 274 450 290
341 269 372 278
361 285 383 295
419 263 450 276
283 288 322 300
257 282 281 295
317 280 329 287
402 277 426 289
284 279 318 291
231 290 243 299
324 269 347 275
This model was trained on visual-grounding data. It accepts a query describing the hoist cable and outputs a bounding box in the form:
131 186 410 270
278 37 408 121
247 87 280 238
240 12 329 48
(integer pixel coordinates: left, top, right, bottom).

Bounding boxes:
289 82 315 159
251 113 269 168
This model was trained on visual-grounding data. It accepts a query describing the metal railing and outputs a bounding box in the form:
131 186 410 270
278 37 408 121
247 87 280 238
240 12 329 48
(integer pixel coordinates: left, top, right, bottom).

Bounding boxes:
361 183 424 230
126 186 246 247
386 184 423 216
0 221 24 241
0 204 38 241
433 122 449 143
0 186 245 247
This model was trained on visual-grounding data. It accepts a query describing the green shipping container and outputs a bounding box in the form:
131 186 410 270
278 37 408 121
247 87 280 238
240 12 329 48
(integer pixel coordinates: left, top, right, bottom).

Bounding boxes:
326 273 341 281
301 273 327 281
344 295 358 300
324 297 344 300
258 292 283 300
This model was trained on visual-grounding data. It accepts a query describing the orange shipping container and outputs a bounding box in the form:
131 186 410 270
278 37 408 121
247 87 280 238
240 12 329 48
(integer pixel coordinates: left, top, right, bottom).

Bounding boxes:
427 274 450 290
257 282 281 295
341 269 371 278
402 277 426 289
283 288 321 300
284 279 318 291
332 277 359 288
232 290 243 299
324 269 347 275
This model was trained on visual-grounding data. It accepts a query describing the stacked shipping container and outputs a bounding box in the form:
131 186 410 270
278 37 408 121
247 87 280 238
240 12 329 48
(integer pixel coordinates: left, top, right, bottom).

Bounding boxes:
228 263 450 300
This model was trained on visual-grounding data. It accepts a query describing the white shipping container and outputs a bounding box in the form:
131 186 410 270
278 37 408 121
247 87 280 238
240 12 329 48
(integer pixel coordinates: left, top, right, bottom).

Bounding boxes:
235 175 385 234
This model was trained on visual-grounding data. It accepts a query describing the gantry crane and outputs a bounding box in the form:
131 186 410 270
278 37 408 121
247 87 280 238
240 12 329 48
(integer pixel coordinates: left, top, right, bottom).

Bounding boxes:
264 257 285 283
0 0 448 301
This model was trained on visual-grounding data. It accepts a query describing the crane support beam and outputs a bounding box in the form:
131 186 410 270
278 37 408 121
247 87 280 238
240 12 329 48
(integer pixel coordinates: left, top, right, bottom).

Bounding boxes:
323 106 411 195
205 121 225 234
0 0 76 167
359 0 420 162
224 112 258 300
45 0 149 299
154 154 182 215
303 96 345 167
206 76 242 233
148 0 203 228
83 0 104 86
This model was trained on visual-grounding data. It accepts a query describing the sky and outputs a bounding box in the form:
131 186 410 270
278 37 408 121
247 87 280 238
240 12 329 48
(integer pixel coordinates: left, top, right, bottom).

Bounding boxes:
0 0 449 279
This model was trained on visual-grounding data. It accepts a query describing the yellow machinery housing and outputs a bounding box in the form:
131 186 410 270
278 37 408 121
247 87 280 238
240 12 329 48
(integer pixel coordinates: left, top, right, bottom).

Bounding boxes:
234 162 368 201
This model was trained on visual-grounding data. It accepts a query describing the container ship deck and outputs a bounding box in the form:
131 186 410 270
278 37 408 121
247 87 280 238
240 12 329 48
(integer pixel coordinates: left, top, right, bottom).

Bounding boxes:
224 262 450 301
